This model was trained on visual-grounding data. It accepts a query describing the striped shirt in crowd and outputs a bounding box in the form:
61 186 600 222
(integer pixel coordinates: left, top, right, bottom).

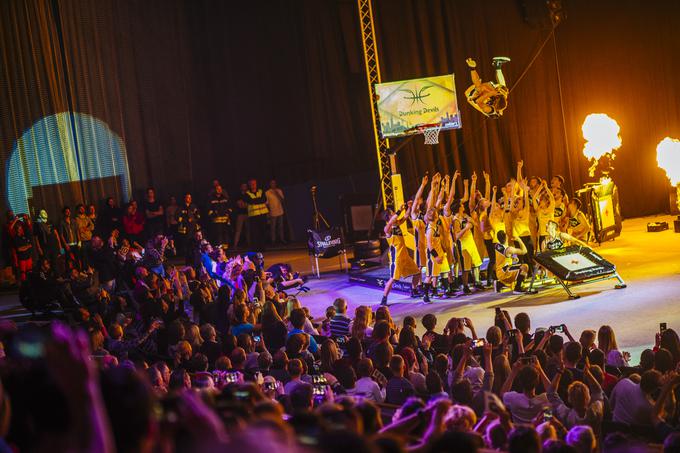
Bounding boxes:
329 314 351 338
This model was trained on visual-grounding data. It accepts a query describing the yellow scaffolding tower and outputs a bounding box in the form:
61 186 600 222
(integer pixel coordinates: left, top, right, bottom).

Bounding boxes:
357 0 400 211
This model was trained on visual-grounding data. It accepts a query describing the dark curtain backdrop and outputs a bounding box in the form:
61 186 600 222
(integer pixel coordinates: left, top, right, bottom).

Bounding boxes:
1 0 679 226
0 0 376 216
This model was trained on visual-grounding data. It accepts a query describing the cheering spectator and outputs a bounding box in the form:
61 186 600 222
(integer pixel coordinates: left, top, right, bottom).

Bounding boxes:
90 236 118 293
87 204 98 233
59 206 80 271
75 204 95 268
143 188 164 239
598 325 630 367
288 308 319 354
548 359 604 434
34 209 61 271
12 220 33 281
233 183 250 249
610 369 661 426
284 359 305 394
329 298 351 339
265 179 286 244
385 355 415 405
122 201 145 245
165 196 179 238
354 358 386 402
501 358 551 424
100 197 122 239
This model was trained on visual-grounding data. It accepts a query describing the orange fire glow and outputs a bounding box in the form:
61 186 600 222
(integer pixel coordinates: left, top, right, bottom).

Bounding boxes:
582 113 622 161
656 137 680 186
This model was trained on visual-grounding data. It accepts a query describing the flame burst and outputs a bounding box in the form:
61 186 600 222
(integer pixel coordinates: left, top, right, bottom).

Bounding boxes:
582 113 622 160
656 137 680 186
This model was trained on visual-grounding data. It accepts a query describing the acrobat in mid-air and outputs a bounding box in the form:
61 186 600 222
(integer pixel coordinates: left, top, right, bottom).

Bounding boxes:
464 56 510 118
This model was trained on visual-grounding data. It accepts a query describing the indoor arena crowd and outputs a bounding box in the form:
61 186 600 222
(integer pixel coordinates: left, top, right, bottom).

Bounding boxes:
0 167 678 453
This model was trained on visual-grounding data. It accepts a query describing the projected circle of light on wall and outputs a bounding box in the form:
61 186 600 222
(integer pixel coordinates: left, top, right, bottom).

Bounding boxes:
6 112 131 216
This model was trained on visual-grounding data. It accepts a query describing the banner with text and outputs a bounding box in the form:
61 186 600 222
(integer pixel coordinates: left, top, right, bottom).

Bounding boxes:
375 73 461 138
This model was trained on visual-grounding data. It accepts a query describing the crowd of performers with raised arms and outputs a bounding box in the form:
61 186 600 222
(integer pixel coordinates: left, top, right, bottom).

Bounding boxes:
380 161 592 306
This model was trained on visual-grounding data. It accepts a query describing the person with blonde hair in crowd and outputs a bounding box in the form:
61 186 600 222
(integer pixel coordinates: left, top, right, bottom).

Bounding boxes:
349 305 373 340
185 323 204 350
548 358 604 435
286 297 318 336
597 325 630 367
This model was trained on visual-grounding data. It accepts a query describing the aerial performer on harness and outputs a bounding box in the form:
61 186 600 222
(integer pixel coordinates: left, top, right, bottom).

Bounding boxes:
464 56 510 118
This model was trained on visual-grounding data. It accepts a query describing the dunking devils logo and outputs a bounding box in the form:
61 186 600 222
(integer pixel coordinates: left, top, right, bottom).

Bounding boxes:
400 85 432 105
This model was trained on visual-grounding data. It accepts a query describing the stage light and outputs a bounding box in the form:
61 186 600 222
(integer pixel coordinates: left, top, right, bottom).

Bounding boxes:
582 113 622 178
656 137 680 215
6 112 131 219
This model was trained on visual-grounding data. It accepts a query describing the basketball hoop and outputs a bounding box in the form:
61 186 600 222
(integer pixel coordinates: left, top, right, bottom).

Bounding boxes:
418 124 443 145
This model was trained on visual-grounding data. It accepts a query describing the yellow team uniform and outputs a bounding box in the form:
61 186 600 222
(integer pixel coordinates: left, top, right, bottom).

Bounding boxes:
537 208 553 239
453 214 482 271
568 211 589 241
502 207 514 240
528 191 539 243
479 211 493 241
387 227 420 280
512 210 531 240
439 214 456 267
489 212 506 243
412 215 427 269
426 219 451 277
471 211 487 261
494 243 522 285
554 201 566 229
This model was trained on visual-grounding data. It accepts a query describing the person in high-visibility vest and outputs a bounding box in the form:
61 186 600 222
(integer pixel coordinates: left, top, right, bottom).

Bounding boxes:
245 178 269 251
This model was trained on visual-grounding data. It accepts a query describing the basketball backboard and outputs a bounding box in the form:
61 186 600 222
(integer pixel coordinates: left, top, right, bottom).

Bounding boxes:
375 73 461 139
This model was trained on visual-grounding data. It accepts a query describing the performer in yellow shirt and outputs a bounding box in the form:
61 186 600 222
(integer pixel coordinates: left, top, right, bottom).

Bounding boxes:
487 185 506 242
410 175 429 278
566 198 591 242
527 176 542 248
552 187 568 231
478 172 503 287
440 172 460 297
423 207 450 304
453 197 482 295
511 177 535 277
542 220 589 251
533 180 556 251
494 230 529 294
464 57 511 119
381 202 421 306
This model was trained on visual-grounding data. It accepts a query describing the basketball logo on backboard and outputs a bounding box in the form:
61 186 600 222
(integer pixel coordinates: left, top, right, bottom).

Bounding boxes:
400 85 432 106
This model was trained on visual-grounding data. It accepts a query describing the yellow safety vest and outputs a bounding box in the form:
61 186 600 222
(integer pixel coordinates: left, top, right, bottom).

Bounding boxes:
246 190 269 217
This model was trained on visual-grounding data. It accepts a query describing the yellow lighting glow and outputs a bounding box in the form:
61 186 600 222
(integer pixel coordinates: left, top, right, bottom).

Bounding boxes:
582 113 622 161
656 137 680 186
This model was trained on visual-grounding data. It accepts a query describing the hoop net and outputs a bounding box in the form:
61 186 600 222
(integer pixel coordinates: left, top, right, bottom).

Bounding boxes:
419 124 442 145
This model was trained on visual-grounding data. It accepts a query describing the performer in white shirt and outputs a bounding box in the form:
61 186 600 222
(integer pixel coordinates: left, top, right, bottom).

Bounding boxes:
265 179 286 244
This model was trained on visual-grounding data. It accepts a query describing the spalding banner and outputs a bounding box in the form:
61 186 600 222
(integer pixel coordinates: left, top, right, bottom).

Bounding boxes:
307 228 344 258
